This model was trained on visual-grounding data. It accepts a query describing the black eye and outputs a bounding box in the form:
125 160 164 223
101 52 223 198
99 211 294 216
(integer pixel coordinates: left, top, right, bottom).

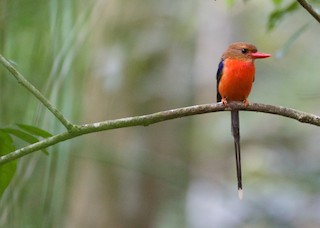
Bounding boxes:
241 48 248 54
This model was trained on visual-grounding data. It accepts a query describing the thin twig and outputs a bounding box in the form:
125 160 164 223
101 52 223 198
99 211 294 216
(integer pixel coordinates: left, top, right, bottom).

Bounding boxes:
0 102 320 165
297 0 320 23
0 54 75 130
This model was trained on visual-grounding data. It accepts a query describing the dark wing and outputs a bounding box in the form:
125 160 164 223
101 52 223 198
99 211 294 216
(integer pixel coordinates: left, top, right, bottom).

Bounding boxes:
216 60 224 102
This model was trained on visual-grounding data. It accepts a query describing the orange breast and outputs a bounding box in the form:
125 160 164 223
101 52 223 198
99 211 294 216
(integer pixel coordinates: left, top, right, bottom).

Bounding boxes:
218 59 255 101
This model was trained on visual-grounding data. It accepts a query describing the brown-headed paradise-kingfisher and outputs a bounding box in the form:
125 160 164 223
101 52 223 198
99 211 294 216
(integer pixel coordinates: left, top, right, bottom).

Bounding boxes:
216 42 271 199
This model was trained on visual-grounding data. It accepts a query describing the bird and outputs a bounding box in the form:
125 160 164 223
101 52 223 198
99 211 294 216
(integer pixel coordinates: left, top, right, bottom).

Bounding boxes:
216 42 271 199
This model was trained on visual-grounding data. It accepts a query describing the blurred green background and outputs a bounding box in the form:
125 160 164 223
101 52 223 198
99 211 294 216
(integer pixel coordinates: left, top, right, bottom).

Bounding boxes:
1 0 320 227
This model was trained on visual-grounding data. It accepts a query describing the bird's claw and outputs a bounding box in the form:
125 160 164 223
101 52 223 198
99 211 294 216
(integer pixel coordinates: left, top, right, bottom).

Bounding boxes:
221 98 228 106
243 99 249 107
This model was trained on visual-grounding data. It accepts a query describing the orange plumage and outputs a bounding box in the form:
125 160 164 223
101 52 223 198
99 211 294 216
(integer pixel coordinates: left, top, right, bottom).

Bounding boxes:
218 59 255 102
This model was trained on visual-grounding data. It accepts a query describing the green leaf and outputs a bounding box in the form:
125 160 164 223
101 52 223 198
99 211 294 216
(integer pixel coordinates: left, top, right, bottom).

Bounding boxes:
3 128 40 143
16 123 52 138
0 130 17 198
268 1 299 30
2 128 49 155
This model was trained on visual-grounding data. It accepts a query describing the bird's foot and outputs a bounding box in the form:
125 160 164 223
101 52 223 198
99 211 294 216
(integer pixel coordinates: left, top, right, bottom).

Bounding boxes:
221 98 228 106
243 99 249 107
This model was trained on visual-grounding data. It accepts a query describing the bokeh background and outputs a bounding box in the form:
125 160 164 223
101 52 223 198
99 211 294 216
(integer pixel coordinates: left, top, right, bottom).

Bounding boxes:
1 0 320 227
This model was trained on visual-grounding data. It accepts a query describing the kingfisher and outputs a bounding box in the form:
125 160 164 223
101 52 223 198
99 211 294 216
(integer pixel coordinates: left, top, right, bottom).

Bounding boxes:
216 42 271 199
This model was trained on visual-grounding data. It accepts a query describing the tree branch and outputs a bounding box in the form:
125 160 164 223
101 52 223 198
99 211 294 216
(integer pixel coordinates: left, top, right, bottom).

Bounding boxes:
0 54 75 130
297 0 320 23
0 102 319 165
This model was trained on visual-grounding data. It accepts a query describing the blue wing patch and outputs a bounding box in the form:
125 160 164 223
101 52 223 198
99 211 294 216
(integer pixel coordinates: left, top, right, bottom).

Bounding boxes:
216 60 224 102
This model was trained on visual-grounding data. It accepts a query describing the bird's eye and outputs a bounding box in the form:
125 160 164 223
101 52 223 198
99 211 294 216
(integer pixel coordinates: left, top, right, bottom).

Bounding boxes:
241 48 248 54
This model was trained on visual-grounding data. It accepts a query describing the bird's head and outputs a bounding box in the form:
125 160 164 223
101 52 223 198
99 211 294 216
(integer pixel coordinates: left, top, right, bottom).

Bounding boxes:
222 42 271 61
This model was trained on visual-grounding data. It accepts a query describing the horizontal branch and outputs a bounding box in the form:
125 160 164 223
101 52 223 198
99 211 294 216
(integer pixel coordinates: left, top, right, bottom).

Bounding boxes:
0 102 320 165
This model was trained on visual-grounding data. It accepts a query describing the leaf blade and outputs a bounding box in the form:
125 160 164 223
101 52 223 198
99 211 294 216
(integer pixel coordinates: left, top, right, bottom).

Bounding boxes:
16 123 52 138
2 128 49 155
0 130 17 198
268 1 299 30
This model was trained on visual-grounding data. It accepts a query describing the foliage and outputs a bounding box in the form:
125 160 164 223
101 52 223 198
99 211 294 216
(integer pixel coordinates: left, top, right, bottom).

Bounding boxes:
0 131 16 198
0 0 93 227
0 124 52 197
2 124 52 155
268 1 299 30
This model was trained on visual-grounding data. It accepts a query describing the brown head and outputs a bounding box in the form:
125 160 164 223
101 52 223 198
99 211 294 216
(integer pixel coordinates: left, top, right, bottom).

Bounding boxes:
222 42 271 61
